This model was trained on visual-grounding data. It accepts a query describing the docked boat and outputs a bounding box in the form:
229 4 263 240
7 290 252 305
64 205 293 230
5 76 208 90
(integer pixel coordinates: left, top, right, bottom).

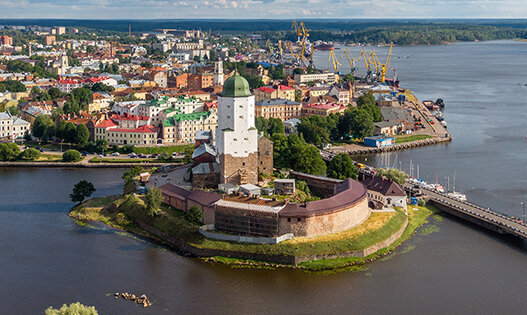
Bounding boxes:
314 43 335 51
447 191 467 201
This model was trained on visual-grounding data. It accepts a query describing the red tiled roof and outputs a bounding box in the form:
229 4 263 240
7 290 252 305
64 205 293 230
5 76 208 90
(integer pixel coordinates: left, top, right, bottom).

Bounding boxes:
58 79 80 85
110 125 157 133
95 119 117 128
110 113 150 121
303 102 341 110
277 85 293 90
255 87 276 94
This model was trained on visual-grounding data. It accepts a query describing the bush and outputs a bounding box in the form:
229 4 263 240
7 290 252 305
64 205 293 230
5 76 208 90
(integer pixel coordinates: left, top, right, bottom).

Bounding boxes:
145 187 162 217
19 148 41 160
187 206 203 225
62 149 82 162
0 143 21 161
45 302 98 315
418 199 426 207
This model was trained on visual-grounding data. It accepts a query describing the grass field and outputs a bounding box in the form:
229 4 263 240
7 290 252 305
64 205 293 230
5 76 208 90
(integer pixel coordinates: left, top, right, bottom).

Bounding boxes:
132 145 193 155
89 157 183 164
394 134 433 144
71 195 437 271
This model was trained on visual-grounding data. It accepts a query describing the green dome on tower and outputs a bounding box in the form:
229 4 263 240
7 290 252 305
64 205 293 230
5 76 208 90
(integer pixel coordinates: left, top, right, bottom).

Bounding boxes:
221 73 252 97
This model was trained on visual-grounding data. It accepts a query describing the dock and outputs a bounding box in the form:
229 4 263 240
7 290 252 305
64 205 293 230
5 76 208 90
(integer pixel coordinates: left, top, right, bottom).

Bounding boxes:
405 185 527 240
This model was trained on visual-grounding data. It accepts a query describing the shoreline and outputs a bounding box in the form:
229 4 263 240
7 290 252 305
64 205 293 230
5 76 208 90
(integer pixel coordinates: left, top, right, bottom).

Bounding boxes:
0 161 186 168
69 195 438 273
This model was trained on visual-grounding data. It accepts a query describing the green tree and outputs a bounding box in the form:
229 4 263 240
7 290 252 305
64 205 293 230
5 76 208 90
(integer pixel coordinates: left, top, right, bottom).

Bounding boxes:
94 139 108 153
295 89 303 102
72 87 92 108
290 144 326 175
86 45 96 53
0 80 26 92
45 302 98 315
183 146 194 164
140 61 153 68
267 117 284 136
75 124 90 145
63 122 77 143
144 187 162 217
32 115 55 140
327 153 358 180
69 180 96 204
271 133 290 169
187 206 203 224
0 143 21 161
91 82 114 93
123 166 142 184
62 149 82 162
338 108 374 139
255 116 269 133
19 148 41 161
48 87 63 99
375 168 408 185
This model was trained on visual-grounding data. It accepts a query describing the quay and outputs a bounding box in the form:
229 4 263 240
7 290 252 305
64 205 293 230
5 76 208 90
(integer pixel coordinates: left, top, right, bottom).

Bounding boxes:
405 185 527 240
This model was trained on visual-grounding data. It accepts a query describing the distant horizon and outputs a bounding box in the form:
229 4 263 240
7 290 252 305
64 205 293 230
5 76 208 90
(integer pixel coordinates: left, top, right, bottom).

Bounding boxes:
2 0 527 20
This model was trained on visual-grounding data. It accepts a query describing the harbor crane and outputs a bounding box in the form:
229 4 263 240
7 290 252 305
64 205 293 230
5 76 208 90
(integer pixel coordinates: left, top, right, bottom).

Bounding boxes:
380 43 393 83
340 49 356 73
328 50 341 73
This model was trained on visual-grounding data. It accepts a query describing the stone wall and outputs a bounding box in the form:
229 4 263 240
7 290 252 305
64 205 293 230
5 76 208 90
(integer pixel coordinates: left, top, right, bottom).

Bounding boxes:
219 152 258 185
278 196 370 237
290 171 341 198
192 172 220 189
258 136 273 176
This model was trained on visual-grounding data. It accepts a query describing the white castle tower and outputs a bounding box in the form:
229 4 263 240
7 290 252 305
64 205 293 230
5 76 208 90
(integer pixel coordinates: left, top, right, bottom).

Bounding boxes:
216 73 258 185
214 60 224 86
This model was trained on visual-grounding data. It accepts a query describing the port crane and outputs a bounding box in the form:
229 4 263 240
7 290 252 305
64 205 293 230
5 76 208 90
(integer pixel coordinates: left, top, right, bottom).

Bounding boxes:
328 50 341 73
380 43 393 83
266 39 274 55
340 49 356 74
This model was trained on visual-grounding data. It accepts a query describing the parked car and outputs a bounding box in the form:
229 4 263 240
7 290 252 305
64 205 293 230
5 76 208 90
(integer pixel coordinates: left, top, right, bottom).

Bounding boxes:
111 152 120 156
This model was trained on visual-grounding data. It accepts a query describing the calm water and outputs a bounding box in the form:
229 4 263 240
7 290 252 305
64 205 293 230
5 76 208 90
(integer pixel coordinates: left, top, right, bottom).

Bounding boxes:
1 41 527 314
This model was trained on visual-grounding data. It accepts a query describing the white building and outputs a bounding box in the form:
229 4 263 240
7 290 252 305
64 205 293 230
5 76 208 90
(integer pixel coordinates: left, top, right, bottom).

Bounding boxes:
0 111 31 140
214 60 224 86
216 74 258 185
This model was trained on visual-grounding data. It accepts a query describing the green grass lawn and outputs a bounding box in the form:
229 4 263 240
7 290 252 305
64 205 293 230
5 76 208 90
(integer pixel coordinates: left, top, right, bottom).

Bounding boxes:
132 145 193 155
394 134 433 144
89 157 184 164
71 195 437 271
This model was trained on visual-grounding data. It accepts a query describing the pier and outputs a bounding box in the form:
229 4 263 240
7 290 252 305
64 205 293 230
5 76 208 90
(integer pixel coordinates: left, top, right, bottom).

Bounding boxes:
405 185 527 240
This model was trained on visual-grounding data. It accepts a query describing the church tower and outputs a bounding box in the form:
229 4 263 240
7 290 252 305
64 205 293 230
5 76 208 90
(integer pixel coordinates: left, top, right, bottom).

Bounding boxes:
216 73 258 185
214 60 224 86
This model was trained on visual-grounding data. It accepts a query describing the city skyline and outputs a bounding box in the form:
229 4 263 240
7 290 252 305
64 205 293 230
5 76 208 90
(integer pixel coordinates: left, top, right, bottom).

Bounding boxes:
1 0 526 19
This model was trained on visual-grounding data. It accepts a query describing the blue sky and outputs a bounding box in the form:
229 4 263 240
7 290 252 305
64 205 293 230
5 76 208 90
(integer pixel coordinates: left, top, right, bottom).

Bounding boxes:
1 0 525 19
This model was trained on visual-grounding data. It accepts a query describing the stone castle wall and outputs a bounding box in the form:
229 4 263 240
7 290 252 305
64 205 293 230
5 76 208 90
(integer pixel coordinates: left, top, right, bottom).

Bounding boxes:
278 196 370 237
258 136 273 175
219 152 258 185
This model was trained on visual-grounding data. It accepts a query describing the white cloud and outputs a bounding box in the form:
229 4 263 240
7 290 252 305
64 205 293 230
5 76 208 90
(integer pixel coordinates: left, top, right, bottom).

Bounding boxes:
1 0 527 18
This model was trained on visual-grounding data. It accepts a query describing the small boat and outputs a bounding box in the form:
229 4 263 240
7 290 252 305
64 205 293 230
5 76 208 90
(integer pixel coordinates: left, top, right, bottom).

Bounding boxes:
314 43 335 51
441 121 447 128
447 191 467 201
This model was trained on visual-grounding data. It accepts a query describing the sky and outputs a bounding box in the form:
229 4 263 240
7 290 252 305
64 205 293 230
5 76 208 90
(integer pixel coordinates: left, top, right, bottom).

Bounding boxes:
1 0 526 19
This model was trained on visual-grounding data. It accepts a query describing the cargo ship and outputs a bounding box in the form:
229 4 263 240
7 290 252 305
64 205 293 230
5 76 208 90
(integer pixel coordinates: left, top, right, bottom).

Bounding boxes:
314 43 335 51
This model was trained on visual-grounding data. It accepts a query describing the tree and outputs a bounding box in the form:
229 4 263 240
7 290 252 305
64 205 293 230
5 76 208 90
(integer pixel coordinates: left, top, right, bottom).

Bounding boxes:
19 148 41 161
123 166 142 184
295 89 303 102
290 144 326 175
183 147 194 164
0 143 21 161
187 206 203 224
140 61 153 69
94 139 108 153
72 87 92 108
375 168 408 185
75 124 90 145
63 122 77 143
267 118 284 136
32 115 55 141
69 180 96 204
349 108 375 139
62 149 82 162
45 302 98 315
48 87 63 99
271 133 290 169
327 153 358 180
144 187 162 217
86 45 96 53
357 91 382 122
255 116 269 133
91 82 114 93
0 80 26 92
